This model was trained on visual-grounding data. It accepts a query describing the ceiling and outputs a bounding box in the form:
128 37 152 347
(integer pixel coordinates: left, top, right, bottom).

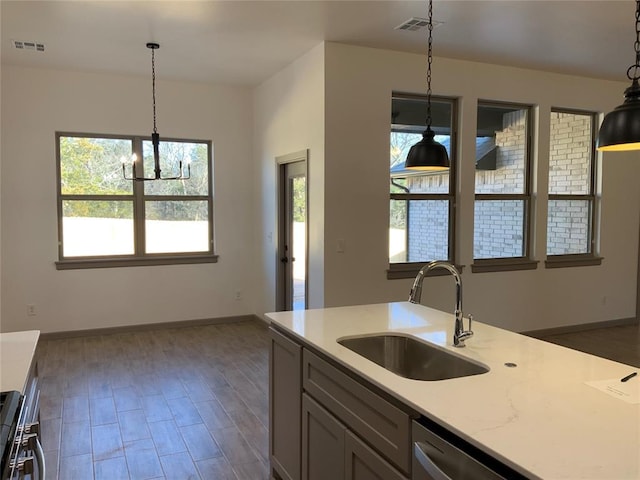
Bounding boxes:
0 0 636 86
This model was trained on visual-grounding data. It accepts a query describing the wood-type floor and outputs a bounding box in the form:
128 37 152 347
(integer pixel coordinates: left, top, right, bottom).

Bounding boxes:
538 323 640 368
37 318 639 479
37 320 270 480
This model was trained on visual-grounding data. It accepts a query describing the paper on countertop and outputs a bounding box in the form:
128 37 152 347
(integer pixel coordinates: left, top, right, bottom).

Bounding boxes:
585 376 640 404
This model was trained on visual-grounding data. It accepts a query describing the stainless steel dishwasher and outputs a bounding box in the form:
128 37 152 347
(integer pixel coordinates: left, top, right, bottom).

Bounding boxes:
412 418 530 480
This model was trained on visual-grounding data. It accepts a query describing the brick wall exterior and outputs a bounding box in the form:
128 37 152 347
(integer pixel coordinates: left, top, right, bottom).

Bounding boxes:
473 110 527 258
547 112 592 255
396 110 592 262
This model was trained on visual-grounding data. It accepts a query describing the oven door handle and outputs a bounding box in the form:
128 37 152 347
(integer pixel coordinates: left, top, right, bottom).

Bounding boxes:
34 437 46 480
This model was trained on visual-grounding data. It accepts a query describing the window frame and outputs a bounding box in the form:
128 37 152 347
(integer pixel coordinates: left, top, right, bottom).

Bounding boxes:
55 131 217 270
544 108 602 268
387 92 459 279
471 100 538 273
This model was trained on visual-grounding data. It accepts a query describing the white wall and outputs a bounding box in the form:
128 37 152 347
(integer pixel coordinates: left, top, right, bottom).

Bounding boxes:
322 43 640 332
253 43 325 315
2 43 638 335
1 65 254 333
0 61 3 327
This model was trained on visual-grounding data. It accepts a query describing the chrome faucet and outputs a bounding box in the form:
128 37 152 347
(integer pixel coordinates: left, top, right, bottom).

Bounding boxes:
408 260 474 347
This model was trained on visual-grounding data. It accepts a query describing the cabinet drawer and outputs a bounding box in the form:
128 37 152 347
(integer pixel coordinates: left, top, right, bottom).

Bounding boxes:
303 349 411 474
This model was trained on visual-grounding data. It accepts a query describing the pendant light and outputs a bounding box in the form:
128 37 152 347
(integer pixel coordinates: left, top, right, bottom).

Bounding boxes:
405 0 450 170
597 0 640 152
122 43 191 181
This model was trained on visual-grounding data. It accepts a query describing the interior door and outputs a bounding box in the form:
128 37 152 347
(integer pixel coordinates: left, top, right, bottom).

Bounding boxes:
277 153 308 311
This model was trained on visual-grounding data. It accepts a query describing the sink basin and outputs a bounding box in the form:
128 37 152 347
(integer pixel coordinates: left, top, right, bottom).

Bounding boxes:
338 334 489 381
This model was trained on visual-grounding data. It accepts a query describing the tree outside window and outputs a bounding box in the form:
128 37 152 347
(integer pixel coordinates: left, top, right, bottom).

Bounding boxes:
56 133 215 269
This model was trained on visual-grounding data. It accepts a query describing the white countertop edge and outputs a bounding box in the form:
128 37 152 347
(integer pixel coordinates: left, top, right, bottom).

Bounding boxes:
0 330 40 393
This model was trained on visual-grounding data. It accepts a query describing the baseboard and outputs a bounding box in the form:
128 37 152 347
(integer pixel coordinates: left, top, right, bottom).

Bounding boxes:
39 314 263 340
523 317 639 338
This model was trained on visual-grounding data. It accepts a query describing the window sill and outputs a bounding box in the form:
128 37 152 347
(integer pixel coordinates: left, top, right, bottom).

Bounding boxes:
471 258 538 273
544 255 603 269
387 263 465 280
55 254 219 270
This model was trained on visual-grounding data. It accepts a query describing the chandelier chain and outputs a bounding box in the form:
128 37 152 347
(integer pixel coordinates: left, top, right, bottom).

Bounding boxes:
151 46 157 134
426 0 433 130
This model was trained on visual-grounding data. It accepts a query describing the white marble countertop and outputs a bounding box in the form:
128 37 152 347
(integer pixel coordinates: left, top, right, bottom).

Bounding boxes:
266 302 640 480
0 330 40 393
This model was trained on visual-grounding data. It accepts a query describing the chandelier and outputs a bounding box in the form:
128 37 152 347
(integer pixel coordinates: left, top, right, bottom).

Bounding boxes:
122 43 191 180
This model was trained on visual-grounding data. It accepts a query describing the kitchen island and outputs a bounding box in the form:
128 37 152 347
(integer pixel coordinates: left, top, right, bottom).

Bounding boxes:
266 302 639 480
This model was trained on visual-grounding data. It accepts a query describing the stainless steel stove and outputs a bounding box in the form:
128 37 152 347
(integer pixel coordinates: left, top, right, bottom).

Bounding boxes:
0 391 22 477
0 390 43 480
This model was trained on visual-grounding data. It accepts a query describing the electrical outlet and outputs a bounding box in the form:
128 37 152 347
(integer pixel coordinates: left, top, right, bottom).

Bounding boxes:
234 290 242 301
27 304 36 316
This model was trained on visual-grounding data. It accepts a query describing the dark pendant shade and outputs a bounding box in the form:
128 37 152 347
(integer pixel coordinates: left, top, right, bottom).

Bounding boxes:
597 79 640 151
405 128 450 170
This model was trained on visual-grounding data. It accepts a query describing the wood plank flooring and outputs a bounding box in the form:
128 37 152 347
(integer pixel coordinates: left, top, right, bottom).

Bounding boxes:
537 323 640 368
37 320 270 480
36 318 639 479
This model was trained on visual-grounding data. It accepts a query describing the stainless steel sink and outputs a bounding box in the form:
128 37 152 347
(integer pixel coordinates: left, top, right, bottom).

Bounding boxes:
338 334 489 381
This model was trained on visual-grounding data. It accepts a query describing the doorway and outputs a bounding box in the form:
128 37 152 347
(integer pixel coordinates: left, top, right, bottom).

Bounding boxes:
276 151 308 311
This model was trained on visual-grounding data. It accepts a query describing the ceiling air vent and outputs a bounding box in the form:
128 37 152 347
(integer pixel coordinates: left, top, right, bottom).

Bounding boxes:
395 17 443 32
12 40 45 52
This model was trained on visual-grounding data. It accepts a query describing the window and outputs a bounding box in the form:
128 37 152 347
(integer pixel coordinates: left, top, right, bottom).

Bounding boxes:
545 109 601 268
56 133 215 269
388 93 457 278
472 101 536 272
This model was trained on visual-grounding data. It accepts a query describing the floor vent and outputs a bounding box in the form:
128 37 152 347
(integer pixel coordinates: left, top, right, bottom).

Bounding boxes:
395 17 443 32
12 40 45 52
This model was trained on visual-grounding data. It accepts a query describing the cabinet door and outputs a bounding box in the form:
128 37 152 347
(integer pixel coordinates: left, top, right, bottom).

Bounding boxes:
270 327 302 480
345 430 408 480
303 349 411 474
302 393 345 480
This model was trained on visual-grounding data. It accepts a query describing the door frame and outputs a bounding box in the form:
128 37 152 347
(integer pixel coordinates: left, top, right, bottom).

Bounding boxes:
276 149 309 311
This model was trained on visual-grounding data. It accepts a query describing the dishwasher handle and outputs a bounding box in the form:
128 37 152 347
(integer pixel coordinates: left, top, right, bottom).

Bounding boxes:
414 441 453 480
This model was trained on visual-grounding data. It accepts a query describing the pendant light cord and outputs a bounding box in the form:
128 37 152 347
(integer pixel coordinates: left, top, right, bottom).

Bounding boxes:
628 0 640 81
596 0 640 151
426 0 433 131
151 45 158 135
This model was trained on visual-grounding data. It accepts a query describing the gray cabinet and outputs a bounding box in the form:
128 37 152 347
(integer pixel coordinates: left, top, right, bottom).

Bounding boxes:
301 393 407 480
346 431 408 480
269 327 302 480
271 326 410 480
302 393 345 480
303 349 412 474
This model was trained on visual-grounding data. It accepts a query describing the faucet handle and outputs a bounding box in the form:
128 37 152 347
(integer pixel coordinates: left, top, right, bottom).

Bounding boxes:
459 313 474 341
